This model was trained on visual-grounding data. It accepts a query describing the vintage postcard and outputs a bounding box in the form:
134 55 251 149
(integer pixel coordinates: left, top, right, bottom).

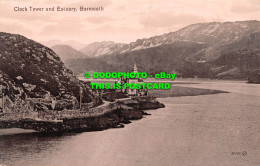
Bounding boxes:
0 0 260 166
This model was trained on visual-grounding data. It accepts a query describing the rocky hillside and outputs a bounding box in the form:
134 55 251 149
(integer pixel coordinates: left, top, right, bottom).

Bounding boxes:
80 41 128 57
146 20 260 45
0 32 95 112
82 20 260 56
67 20 260 79
51 44 85 62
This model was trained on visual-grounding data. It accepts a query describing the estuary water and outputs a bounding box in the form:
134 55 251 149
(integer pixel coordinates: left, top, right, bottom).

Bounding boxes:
1 80 260 166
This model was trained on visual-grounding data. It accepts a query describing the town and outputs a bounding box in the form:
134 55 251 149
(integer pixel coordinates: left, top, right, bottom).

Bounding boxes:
80 6 104 11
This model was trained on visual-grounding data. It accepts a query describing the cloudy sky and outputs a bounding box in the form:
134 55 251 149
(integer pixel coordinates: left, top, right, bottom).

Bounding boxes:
0 0 260 44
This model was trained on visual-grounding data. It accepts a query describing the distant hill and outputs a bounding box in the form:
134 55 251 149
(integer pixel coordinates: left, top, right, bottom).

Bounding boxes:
51 44 85 62
80 41 128 57
41 40 86 50
67 20 260 79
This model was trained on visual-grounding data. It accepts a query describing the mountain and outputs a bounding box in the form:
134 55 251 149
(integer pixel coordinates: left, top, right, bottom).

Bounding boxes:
51 44 85 62
130 20 260 50
80 41 128 57
0 32 95 111
83 20 260 57
67 20 260 79
203 30 260 78
41 40 86 50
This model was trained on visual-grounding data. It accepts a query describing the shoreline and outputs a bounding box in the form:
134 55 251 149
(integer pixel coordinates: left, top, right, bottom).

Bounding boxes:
0 86 227 136
149 85 228 98
0 97 165 135
0 128 37 136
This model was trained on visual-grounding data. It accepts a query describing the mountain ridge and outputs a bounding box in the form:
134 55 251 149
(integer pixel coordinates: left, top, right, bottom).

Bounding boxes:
66 20 260 79
41 40 86 50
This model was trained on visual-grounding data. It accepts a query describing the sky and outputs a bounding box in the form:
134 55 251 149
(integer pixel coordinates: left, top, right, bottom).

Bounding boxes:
0 0 260 44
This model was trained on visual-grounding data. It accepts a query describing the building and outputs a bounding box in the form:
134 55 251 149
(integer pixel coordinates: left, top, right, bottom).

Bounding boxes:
118 64 148 96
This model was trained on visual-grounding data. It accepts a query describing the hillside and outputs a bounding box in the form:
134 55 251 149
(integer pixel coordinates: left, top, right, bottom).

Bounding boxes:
41 40 86 50
0 32 95 112
66 20 260 79
51 44 85 62
80 41 128 57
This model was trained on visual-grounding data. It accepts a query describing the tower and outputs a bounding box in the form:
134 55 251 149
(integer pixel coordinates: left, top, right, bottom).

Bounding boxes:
132 64 138 73
127 64 139 95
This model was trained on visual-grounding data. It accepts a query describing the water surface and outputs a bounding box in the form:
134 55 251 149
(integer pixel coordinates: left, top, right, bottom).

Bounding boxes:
1 80 260 166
